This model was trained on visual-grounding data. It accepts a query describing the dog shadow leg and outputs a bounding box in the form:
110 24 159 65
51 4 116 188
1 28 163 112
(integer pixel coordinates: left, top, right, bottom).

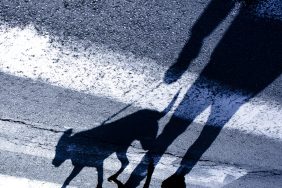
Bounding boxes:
61 165 84 188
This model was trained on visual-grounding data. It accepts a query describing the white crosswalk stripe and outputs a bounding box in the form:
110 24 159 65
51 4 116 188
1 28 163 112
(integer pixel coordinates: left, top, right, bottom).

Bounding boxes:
0 174 76 188
0 23 281 140
0 1 281 187
0 120 247 188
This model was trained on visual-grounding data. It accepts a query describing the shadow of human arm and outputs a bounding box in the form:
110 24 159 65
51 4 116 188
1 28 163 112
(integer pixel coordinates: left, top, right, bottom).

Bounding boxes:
164 0 235 84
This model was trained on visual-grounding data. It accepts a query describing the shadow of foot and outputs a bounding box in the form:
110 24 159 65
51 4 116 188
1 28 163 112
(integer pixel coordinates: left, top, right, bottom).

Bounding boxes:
161 174 186 188
108 176 125 188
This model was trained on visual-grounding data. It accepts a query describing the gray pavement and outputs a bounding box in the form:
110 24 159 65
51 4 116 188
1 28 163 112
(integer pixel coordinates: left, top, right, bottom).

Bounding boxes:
0 0 281 187
0 72 281 187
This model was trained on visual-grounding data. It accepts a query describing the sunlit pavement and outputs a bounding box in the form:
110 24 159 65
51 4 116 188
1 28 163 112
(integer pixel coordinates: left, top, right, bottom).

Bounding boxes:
0 0 281 187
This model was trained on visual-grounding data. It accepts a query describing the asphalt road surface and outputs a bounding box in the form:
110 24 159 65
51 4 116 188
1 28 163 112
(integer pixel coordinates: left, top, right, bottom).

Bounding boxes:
0 0 281 187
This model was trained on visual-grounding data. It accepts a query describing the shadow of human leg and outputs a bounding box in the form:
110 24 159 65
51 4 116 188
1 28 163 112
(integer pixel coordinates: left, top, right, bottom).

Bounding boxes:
161 126 223 188
125 81 213 187
123 118 195 188
161 95 247 187
161 174 186 188
143 160 155 188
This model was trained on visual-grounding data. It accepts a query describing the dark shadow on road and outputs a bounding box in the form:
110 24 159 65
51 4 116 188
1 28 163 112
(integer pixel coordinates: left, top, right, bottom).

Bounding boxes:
52 92 179 188
1 0 281 187
124 0 282 187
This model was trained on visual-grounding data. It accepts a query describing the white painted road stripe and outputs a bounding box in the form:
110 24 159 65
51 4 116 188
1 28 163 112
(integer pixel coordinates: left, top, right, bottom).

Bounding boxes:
0 119 248 188
0 174 76 188
0 137 247 188
0 23 281 141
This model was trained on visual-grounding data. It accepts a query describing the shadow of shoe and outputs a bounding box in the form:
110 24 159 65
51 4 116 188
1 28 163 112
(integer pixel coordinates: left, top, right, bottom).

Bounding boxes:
161 174 186 188
108 175 125 188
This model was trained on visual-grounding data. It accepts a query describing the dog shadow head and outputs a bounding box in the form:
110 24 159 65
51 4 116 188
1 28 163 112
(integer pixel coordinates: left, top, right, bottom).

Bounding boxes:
52 129 73 167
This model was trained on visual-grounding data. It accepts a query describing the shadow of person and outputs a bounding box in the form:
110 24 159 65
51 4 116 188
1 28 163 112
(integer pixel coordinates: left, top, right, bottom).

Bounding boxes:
124 0 282 187
52 92 179 188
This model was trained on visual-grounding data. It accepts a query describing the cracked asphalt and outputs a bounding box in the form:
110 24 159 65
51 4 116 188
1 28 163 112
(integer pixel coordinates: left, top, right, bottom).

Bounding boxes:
0 0 281 187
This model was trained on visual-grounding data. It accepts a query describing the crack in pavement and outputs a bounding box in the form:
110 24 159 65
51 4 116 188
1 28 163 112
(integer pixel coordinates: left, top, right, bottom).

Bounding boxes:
0 117 64 133
248 170 282 176
0 116 281 180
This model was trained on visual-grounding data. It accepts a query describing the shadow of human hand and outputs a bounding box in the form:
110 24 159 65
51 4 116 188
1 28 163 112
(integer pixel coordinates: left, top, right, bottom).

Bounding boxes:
164 38 203 84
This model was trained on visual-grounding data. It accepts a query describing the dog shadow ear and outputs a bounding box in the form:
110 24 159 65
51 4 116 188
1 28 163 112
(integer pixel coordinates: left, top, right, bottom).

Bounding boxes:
64 129 73 135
